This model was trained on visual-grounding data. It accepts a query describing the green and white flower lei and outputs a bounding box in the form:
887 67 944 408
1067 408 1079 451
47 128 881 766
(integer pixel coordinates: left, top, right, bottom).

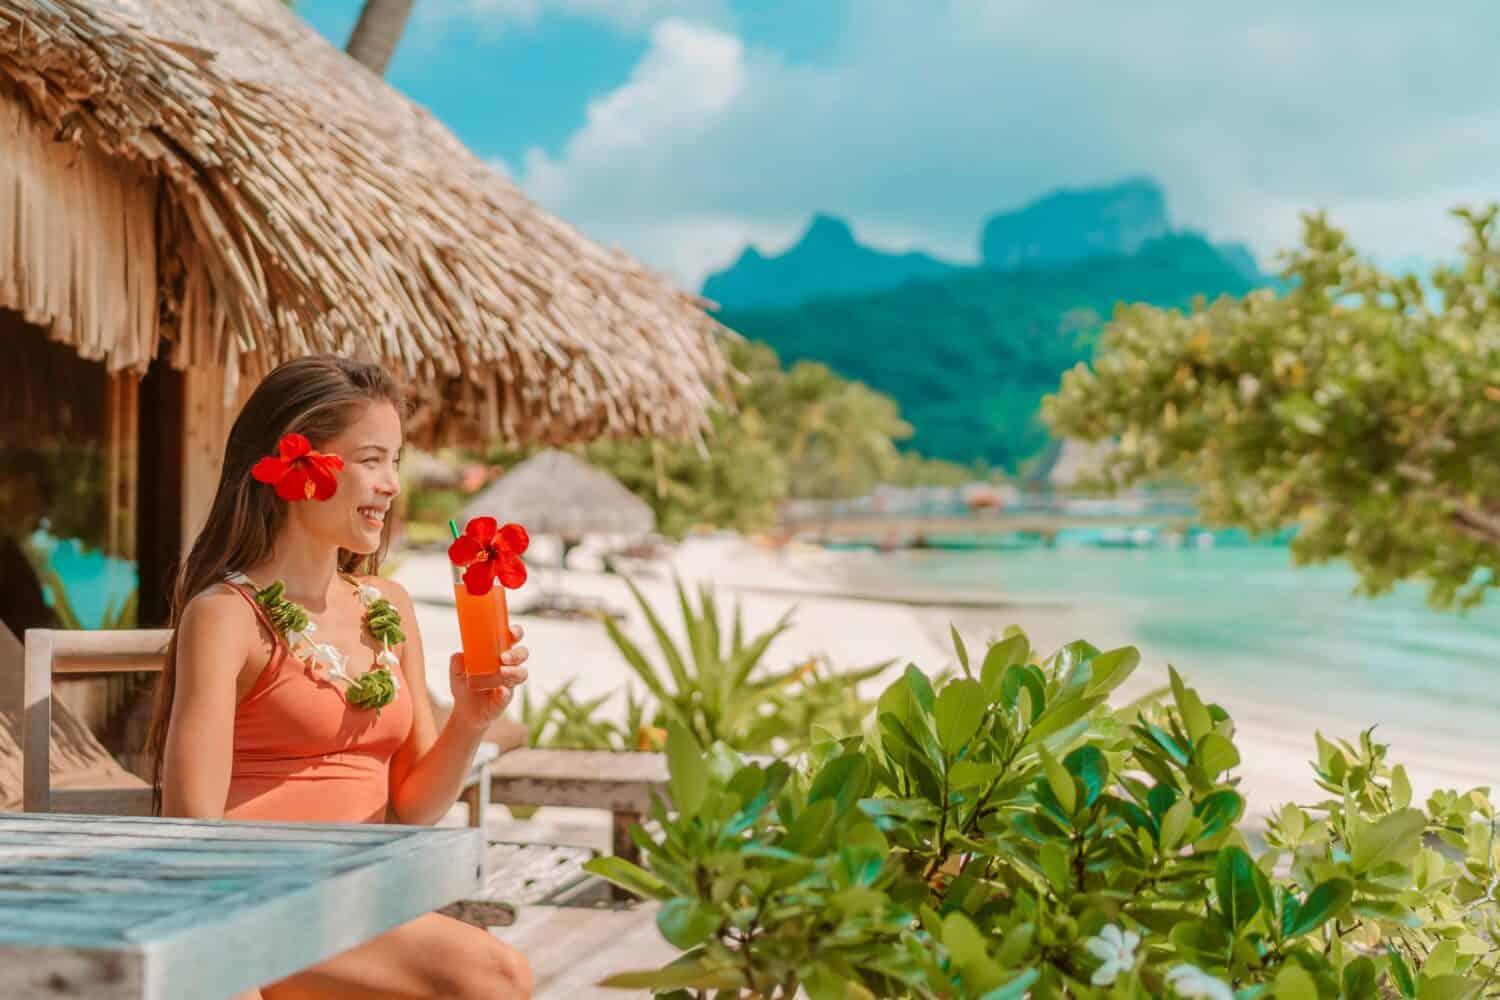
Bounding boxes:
228 572 403 713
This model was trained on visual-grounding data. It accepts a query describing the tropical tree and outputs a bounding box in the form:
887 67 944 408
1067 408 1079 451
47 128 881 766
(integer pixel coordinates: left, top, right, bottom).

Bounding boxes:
344 0 416 76
1045 207 1500 609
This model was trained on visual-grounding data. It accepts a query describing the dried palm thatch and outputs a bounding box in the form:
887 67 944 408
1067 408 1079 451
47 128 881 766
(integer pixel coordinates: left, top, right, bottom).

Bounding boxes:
461 449 654 540
0 0 729 447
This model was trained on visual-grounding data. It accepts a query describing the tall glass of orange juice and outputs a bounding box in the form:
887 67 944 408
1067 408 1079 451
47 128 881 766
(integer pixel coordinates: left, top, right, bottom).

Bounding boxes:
452 562 512 691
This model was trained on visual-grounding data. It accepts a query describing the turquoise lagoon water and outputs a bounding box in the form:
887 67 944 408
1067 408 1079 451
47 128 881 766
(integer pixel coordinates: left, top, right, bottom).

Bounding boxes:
879 544 1500 743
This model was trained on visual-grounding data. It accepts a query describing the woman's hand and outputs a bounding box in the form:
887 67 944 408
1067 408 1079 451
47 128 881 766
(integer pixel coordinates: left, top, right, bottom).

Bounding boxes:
447 624 528 733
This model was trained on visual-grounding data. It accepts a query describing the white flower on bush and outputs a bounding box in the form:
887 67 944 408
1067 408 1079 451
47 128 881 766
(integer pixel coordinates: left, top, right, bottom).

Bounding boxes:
1085 924 1140 985
1165 964 1235 1000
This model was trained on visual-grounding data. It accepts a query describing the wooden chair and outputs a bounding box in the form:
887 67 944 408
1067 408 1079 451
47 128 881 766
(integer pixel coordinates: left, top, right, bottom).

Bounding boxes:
16 627 528 926
18 628 504 819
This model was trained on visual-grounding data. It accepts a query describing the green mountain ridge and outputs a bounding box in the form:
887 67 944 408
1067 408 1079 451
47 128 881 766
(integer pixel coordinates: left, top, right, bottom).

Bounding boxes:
718 231 1266 470
702 214 961 310
980 176 1169 271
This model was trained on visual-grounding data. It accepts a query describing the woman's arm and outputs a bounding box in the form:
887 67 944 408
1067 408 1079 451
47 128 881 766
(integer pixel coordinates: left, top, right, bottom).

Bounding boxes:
379 578 527 826
160 590 256 819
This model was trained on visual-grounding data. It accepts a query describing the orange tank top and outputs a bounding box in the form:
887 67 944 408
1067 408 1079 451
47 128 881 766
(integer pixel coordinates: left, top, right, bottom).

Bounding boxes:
221 581 413 824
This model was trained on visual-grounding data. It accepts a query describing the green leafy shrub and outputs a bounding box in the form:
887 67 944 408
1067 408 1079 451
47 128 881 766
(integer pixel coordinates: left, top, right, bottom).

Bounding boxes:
588 627 1499 999
587 578 892 754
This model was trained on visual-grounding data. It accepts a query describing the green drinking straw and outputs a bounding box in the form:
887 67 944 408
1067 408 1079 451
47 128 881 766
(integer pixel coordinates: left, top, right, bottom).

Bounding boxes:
449 518 460 541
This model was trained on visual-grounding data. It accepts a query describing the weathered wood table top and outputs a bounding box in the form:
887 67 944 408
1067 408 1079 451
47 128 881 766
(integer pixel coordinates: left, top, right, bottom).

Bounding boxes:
0 812 483 1000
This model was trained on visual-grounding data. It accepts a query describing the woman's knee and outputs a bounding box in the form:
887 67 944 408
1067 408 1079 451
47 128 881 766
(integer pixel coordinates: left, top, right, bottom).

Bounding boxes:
446 932 530 1000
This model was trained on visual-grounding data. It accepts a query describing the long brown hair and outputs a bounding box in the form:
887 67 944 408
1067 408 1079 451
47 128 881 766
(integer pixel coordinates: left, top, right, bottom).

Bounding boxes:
146 354 405 812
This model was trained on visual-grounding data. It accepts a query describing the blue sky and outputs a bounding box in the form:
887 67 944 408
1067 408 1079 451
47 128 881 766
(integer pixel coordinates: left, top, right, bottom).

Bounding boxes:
298 2 1496 289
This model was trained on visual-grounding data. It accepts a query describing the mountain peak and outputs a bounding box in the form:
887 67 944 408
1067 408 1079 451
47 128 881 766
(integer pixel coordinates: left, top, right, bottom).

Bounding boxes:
980 177 1170 271
702 213 959 310
800 213 857 247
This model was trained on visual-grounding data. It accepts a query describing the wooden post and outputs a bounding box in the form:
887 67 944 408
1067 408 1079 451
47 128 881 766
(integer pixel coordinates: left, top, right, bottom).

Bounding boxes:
178 367 234 552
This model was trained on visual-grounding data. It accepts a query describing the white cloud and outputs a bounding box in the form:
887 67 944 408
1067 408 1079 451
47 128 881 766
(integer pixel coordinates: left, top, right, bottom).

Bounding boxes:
509 0 1500 288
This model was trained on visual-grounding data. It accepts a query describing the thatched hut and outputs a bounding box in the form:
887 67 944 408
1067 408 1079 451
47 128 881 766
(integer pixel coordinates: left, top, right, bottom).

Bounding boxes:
460 450 655 541
0 0 728 627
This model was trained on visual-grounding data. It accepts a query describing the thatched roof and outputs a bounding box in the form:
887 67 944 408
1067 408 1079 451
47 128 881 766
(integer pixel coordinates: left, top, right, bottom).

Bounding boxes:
0 0 728 446
461 449 654 539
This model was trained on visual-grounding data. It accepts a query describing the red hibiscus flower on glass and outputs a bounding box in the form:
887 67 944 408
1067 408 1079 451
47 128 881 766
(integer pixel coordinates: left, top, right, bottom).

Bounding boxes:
251 433 345 501
448 517 529 596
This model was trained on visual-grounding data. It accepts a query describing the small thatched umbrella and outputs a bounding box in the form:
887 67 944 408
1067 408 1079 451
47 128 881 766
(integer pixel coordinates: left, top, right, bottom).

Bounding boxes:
460 450 654 604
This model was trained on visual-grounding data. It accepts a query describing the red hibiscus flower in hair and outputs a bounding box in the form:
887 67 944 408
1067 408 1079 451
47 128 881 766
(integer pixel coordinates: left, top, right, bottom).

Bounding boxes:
448 517 529 596
251 433 345 501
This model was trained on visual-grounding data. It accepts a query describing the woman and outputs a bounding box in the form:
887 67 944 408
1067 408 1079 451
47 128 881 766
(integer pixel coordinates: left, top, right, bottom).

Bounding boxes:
147 355 532 1000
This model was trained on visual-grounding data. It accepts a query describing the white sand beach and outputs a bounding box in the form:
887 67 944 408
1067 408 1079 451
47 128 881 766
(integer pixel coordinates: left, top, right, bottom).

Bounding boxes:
396 535 1496 843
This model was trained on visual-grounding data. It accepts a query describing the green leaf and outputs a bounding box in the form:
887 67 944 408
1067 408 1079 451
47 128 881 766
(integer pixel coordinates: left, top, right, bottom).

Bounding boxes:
1194 789 1245 841
1387 942 1417 998
1023 693 1102 747
783 799 837 855
1159 797 1193 853
1168 666 1214 743
1391 764 1413 810
1063 745 1108 807
1041 748 1076 814
948 759 1004 790
597 959 742 991
666 722 708 819
1087 645 1140 695
1195 732 1241 777
951 624 973 678
623 576 692 693
1351 808 1426 873
935 678 986 756
809 752 870 817
905 664 937 713
977 969 1039 1000
858 796 940 822
1038 841 1070 893
981 635 1029 701
1273 963 1318 1000
656 898 721 949
1215 846 1260 933
1419 976 1485 1000
1000 663 1045 715
1283 878 1352 938
1342 958 1377 1000
582 856 671 901
942 911 987 966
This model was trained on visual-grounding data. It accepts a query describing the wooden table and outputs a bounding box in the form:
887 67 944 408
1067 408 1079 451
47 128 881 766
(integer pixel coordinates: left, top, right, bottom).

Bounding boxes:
486 749 668 862
0 812 483 1000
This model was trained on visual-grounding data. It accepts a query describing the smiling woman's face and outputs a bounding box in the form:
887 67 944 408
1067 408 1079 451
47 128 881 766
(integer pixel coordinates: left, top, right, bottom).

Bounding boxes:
285 400 403 555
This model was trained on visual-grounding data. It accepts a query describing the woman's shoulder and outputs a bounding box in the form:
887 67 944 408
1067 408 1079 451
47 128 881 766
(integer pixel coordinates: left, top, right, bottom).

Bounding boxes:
176 582 262 653
354 573 413 607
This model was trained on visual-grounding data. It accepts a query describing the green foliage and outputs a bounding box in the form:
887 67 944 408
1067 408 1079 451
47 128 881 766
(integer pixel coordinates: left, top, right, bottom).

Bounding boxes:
726 233 1263 470
588 627 1500 998
1045 207 1500 609
590 578 892 754
403 486 465 527
522 580 891 756
479 338 969 539
519 680 653 751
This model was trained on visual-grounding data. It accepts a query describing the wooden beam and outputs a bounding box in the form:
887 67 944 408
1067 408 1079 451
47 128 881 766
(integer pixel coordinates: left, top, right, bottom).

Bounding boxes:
178 367 228 554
